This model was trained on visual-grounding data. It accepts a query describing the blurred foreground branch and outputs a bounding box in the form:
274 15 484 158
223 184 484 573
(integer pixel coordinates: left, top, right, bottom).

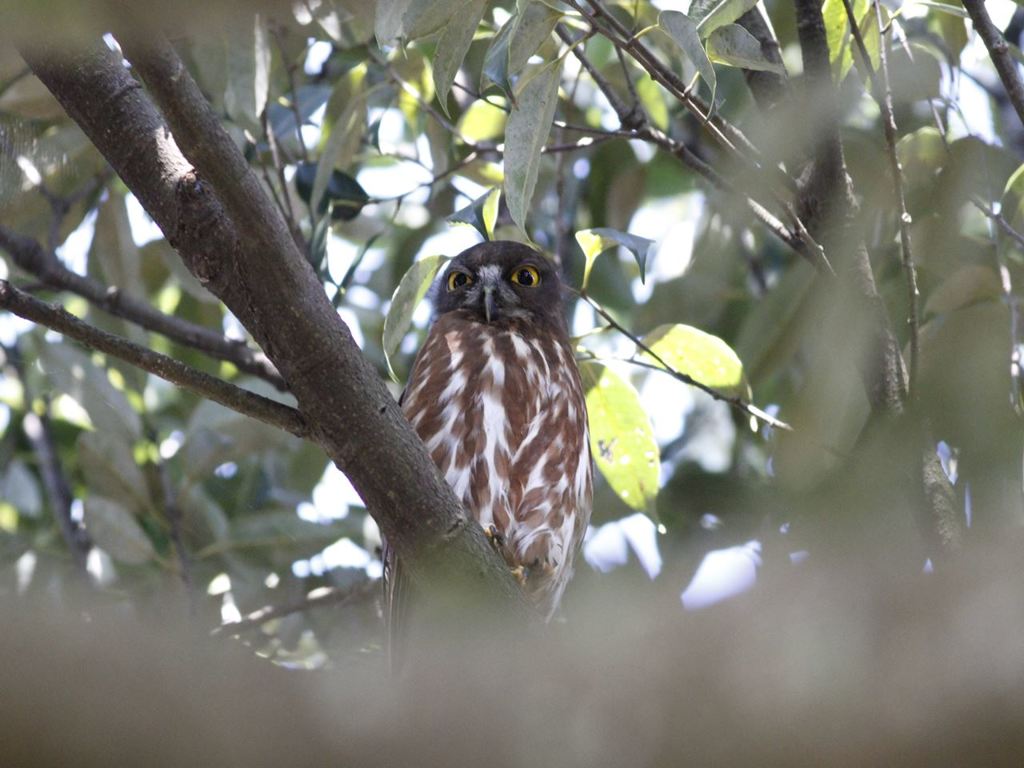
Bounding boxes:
963 0 1024 128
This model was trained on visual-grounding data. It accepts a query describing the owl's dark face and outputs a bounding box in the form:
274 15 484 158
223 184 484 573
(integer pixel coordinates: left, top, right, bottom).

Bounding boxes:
433 241 567 330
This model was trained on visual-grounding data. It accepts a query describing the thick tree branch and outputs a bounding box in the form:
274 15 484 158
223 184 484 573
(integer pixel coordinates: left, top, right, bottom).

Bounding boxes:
0 280 309 438
963 0 1024 128
736 6 790 112
19 36 526 612
0 224 285 389
792 0 961 553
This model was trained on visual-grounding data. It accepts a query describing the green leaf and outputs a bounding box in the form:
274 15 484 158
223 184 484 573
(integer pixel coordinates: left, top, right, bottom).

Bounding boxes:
84 496 155 565
432 0 488 111
375 0 414 44
575 227 655 291
509 0 563 74
912 0 969 19
382 255 447 381
641 323 749 398
581 362 659 516
0 461 42 519
223 15 271 129
447 188 501 240
38 343 141 443
659 11 716 102
78 430 151 515
227 511 363 559
822 0 879 82
403 0 472 40
482 19 515 99
705 24 786 74
312 64 368 222
690 0 759 38
504 59 563 231
295 162 369 222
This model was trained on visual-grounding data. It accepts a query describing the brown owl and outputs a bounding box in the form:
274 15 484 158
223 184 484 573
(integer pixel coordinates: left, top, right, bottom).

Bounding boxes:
388 240 592 628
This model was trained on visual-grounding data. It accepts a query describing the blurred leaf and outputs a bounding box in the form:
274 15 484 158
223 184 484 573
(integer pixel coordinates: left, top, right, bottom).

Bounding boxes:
1001 162 1024 259
888 43 941 102
690 0 759 38
0 461 42 519
382 255 447 381
457 98 508 143
896 127 945 191
659 11 716 102
78 430 150 515
308 212 331 273
581 362 660 516
575 227 655 291
431 0 488 111
224 15 271 129
375 0 414 44
312 64 368 221
84 496 155 565
642 323 749 398
913 1 969 18
448 187 501 240
706 24 786 74
925 265 1002 317
636 73 669 131
504 59 563 230
38 344 141 443
226 511 363 559
295 162 369 221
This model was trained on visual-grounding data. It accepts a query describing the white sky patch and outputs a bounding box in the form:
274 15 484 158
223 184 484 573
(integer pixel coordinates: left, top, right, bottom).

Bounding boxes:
357 161 433 201
639 371 694 446
326 234 360 284
681 540 762 610
338 306 365 348
222 311 247 341
56 207 98 274
304 40 333 75
159 430 184 460
321 537 372 570
300 464 364 522
125 193 164 246
583 512 662 579
0 404 9 437
628 193 702 303
676 396 736 473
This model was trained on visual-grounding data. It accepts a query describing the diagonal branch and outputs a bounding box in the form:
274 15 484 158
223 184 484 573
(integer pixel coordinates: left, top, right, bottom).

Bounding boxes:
0 280 309 438
0 225 285 389
19 34 526 613
962 0 1024 128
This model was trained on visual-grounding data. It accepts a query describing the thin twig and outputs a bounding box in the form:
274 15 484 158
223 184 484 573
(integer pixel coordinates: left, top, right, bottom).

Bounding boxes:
962 0 1024 128
212 579 378 636
0 280 308 438
841 0 920 394
151 425 193 607
2 342 91 572
0 225 286 389
577 292 792 431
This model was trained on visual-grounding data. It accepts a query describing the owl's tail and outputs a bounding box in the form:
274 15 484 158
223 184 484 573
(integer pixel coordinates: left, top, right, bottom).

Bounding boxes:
382 538 411 675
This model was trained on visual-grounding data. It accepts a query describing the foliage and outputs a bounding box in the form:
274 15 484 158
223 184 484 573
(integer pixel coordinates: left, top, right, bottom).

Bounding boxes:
0 0 1022 670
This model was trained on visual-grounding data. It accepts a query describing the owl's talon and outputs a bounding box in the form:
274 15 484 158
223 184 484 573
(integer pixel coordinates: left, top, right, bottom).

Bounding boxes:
510 565 528 586
485 524 505 551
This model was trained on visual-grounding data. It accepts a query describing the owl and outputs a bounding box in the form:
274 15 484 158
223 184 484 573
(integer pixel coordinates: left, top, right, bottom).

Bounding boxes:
389 240 592 626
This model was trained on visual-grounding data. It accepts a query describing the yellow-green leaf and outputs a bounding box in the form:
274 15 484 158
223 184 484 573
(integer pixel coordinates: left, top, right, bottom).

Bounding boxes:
642 323 749 398
575 227 654 291
581 362 659 516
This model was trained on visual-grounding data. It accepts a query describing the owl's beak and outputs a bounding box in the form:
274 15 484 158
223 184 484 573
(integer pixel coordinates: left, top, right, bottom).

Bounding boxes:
482 285 496 323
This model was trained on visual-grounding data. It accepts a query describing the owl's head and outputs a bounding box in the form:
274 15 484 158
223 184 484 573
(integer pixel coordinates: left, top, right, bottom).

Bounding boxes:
433 241 567 329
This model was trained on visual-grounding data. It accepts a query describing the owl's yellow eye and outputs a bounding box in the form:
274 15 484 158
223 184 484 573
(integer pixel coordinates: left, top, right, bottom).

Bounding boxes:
447 270 472 291
510 265 541 287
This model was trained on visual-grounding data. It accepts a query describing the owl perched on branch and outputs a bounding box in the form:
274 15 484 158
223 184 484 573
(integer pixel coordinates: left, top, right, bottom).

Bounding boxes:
388 241 592 631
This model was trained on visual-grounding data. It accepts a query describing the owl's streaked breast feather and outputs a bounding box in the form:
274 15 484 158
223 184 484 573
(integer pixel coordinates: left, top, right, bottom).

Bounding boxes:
402 311 592 617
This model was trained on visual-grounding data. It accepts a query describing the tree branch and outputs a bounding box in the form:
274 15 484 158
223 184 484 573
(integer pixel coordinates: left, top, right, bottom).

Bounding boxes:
2 342 91 572
963 0 1024 128
0 224 285 389
0 280 309 439
19 34 526 613
213 579 378 636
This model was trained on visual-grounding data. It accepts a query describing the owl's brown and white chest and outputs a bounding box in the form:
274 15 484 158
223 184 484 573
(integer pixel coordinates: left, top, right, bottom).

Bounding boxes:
401 313 592 615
